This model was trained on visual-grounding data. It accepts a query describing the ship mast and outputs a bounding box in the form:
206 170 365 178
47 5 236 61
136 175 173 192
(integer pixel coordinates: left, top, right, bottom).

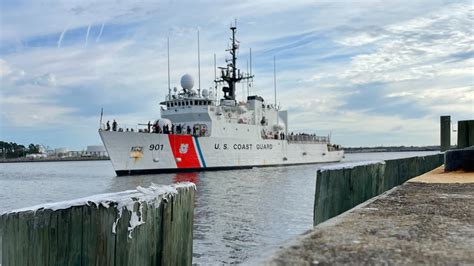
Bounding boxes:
215 22 253 101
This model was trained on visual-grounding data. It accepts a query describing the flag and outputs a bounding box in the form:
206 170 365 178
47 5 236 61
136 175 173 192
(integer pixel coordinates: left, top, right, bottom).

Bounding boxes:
99 108 104 129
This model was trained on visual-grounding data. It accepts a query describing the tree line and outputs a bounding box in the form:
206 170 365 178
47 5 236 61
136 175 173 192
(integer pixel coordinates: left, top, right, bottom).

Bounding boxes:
0 141 41 159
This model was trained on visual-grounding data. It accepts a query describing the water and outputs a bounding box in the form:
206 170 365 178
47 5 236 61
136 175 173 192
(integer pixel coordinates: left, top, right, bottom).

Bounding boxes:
0 151 438 264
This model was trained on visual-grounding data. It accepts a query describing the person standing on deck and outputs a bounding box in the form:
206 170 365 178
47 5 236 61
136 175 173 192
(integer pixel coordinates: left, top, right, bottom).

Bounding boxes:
112 120 117 131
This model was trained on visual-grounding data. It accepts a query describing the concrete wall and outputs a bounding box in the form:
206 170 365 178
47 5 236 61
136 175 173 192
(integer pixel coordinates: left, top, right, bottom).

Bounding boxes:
314 154 443 225
0 183 195 266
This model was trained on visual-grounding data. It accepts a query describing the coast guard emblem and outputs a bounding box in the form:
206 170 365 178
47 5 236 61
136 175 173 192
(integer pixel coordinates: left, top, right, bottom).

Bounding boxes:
179 143 189 154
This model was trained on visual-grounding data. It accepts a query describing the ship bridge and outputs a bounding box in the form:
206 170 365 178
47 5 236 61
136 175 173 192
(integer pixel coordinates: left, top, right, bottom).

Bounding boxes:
160 97 214 124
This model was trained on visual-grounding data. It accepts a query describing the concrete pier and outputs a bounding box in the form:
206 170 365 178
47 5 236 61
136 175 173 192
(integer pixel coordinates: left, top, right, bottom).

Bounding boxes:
314 154 443 225
264 167 474 265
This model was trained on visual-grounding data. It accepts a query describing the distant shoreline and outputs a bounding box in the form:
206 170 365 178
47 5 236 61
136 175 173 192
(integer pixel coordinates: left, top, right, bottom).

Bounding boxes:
0 148 442 163
0 157 110 163
344 147 441 153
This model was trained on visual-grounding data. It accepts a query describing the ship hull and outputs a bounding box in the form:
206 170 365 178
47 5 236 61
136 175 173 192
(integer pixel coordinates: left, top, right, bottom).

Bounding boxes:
99 131 344 176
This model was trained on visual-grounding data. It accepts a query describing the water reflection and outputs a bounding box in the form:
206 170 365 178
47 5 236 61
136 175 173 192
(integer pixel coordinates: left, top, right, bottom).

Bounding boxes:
173 172 199 184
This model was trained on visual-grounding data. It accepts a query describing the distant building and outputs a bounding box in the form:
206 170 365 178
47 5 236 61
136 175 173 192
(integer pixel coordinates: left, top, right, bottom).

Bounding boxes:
82 145 108 157
67 151 82 157
35 145 108 158
25 153 47 159
53 148 69 158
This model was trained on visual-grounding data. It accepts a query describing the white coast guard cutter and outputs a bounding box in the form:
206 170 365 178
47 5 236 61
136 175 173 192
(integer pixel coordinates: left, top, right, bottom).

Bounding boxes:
99 25 344 176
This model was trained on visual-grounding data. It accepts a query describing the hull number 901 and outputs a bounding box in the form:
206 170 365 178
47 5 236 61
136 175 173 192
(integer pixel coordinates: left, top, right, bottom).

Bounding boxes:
149 144 164 151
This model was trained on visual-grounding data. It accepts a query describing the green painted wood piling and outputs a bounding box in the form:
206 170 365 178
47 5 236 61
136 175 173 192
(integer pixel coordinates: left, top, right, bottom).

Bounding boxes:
314 154 443 225
457 120 474 149
0 183 195 266
440 116 451 152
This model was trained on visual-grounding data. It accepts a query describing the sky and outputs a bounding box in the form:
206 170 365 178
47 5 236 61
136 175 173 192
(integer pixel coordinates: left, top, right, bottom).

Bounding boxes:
0 0 473 150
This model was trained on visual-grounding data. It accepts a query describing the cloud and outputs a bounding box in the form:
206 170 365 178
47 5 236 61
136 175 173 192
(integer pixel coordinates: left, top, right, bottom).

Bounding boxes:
0 95 75 127
96 22 105 42
0 59 12 76
32 73 57 87
57 27 67 48
337 3 473 85
85 24 91 47
1 0 472 149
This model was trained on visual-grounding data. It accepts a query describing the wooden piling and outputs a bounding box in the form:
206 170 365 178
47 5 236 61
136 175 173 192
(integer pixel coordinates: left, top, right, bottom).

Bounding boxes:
0 183 195 266
457 120 474 149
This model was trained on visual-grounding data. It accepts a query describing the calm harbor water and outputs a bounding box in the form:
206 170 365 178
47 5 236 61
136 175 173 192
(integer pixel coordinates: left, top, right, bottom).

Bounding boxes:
0 151 438 264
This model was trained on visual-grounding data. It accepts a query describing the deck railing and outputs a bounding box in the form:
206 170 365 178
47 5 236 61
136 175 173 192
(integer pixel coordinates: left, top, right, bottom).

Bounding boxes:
287 135 329 143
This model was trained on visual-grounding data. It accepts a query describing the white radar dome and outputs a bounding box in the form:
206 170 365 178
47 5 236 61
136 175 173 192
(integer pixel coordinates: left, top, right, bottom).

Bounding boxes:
180 74 194 90
201 89 209 98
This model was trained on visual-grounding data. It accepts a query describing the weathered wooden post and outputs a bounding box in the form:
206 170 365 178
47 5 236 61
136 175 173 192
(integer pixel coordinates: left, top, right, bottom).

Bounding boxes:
440 115 451 152
0 182 195 266
457 120 474 149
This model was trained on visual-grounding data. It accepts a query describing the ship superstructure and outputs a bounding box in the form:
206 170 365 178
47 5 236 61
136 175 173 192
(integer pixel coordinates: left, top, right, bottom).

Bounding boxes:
99 24 343 176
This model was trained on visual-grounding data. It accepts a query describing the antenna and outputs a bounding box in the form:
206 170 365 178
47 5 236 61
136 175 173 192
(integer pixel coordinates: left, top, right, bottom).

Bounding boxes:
274 56 279 128
246 59 249 98
250 48 253 94
249 48 252 76
214 22 253 101
214 53 217 100
273 56 280 130
214 53 217 80
167 36 171 99
242 80 245 102
197 30 201 96
273 55 277 106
